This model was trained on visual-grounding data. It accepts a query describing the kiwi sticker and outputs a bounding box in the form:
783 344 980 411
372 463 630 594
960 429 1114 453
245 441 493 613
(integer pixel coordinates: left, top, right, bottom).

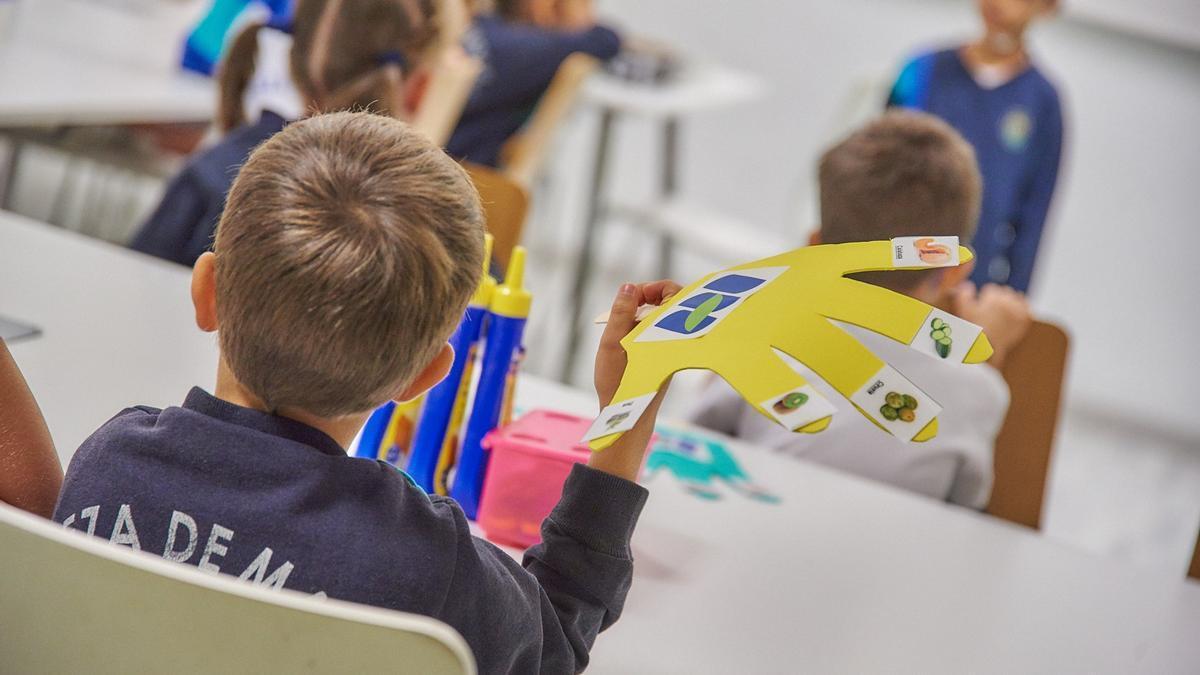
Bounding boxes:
635 266 788 343
582 392 659 443
907 308 983 363
849 365 941 442
891 236 960 268
759 384 837 431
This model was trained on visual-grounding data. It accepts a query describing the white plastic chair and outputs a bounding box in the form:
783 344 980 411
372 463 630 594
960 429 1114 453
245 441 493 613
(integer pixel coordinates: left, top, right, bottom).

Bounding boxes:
0 502 476 675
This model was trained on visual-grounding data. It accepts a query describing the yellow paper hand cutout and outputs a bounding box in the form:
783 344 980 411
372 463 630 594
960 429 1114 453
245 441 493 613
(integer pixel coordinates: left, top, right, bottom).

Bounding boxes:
584 237 993 451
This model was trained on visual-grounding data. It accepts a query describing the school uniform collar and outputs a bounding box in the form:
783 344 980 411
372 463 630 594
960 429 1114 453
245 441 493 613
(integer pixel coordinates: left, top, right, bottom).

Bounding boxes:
182 387 347 458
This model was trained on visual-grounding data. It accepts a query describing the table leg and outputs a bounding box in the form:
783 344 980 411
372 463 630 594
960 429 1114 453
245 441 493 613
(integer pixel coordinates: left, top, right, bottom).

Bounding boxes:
560 108 616 382
657 116 680 279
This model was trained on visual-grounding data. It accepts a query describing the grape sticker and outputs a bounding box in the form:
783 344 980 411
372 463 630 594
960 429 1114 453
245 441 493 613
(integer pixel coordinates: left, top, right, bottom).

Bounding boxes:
849 365 941 441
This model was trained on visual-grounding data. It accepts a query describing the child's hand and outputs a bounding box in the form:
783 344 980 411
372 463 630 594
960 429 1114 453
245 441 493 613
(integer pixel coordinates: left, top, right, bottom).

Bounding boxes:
589 280 681 482
952 282 1033 369
594 280 681 407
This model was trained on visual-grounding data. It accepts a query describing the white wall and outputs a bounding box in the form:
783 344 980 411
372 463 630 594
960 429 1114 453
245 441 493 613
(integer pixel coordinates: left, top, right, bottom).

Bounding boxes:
597 0 1200 439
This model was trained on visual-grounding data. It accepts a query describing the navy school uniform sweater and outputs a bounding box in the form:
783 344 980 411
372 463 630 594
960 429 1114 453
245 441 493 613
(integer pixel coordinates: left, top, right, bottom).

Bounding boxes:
446 15 621 168
54 387 648 674
130 111 288 267
887 48 1063 292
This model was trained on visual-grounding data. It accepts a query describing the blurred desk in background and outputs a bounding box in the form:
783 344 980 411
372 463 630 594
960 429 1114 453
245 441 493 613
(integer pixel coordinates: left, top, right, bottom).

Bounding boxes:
0 39 213 129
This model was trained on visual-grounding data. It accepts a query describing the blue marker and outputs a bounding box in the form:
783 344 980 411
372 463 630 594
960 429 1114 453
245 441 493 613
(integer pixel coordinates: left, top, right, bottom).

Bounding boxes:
451 247 531 519
408 236 496 492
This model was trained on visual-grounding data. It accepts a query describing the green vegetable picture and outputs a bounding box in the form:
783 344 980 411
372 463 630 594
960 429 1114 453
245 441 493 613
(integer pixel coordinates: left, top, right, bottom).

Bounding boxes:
929 317 952 358
880 390 919 423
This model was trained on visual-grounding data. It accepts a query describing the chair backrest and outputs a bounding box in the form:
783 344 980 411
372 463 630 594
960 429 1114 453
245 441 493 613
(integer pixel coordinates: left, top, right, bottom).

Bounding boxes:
0 503 476 675
986 320 1071 530
412 54 484 148
499 52 600 188
464 162 529 272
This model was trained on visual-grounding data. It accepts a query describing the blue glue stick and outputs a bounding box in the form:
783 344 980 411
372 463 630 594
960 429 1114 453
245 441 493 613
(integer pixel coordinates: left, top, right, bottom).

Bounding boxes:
451 246 531 519
408 235 497 492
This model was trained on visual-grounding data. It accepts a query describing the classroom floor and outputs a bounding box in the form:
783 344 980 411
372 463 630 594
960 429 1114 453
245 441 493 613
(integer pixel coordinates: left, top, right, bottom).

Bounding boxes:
6 112 1199 579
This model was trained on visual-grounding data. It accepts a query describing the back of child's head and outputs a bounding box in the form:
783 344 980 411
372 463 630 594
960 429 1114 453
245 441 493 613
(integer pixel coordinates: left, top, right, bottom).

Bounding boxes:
217 0 444 132
214 111 484 417
818 110 982 291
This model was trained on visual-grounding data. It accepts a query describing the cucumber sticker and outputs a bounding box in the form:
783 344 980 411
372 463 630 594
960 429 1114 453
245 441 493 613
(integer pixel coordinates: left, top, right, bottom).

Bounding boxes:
929 317 953 358
908 309 983 364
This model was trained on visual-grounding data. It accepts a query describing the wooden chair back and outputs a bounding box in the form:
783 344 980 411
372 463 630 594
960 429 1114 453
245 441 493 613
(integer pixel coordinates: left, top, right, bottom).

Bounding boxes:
499 52 600 188
464 162 529 272
0 502 476 675
986 320 1070 530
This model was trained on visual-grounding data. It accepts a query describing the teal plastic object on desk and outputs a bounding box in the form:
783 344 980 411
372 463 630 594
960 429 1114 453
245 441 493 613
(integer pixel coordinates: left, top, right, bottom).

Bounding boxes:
648 428 780 503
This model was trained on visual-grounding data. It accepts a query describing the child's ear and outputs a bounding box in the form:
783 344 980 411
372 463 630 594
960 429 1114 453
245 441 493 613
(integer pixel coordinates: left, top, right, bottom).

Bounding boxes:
191 252 219 333
396 343 455 402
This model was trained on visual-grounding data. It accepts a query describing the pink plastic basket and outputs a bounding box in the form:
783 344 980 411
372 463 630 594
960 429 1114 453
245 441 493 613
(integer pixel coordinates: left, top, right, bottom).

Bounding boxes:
479 409 647 548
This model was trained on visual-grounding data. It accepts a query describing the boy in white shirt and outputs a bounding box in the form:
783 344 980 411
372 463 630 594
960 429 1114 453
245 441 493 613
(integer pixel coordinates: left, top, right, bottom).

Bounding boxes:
689 111 1032 508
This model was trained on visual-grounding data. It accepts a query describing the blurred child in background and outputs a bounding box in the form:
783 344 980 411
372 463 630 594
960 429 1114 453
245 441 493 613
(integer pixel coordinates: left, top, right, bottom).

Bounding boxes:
446 0 622 167
887 0 1063 293
132 0 461 267
689 112 1032 509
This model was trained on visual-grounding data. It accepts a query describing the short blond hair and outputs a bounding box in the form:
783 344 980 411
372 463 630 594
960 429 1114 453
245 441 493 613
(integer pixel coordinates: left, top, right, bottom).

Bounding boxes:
214 111 484 416
819 111 981 290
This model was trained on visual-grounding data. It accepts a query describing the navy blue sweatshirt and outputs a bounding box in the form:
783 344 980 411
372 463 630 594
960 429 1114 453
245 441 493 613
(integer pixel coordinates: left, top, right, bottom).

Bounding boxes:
446 15 621 167
888 48 1063 292
54 388 648 674
130 111 288 267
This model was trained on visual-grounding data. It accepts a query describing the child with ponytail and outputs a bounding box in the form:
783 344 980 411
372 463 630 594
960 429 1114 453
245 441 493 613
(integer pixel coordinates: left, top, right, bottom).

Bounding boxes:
132 0 458 267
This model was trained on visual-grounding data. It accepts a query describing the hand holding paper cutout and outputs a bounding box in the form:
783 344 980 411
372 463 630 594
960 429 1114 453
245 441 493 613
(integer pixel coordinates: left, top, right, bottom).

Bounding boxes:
584 238 994 451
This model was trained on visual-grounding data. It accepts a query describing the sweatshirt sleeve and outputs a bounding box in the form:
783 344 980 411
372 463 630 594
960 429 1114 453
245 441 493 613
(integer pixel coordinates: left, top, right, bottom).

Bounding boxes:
1007 92 1063 293
435 464 647 674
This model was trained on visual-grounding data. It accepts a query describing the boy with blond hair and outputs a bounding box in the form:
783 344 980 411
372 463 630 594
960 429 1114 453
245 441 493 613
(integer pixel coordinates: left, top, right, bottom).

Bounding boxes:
690 111 1031 508
55 111 674 673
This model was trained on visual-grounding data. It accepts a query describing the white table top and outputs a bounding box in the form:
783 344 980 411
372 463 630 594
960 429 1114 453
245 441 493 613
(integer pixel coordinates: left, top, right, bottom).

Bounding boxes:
4 211 1199 673
581 62 765 118
0 39 215 128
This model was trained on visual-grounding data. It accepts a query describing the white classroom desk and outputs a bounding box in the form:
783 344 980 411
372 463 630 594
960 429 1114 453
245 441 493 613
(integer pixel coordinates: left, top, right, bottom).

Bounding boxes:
0 39 214 128
4 212 1200 674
